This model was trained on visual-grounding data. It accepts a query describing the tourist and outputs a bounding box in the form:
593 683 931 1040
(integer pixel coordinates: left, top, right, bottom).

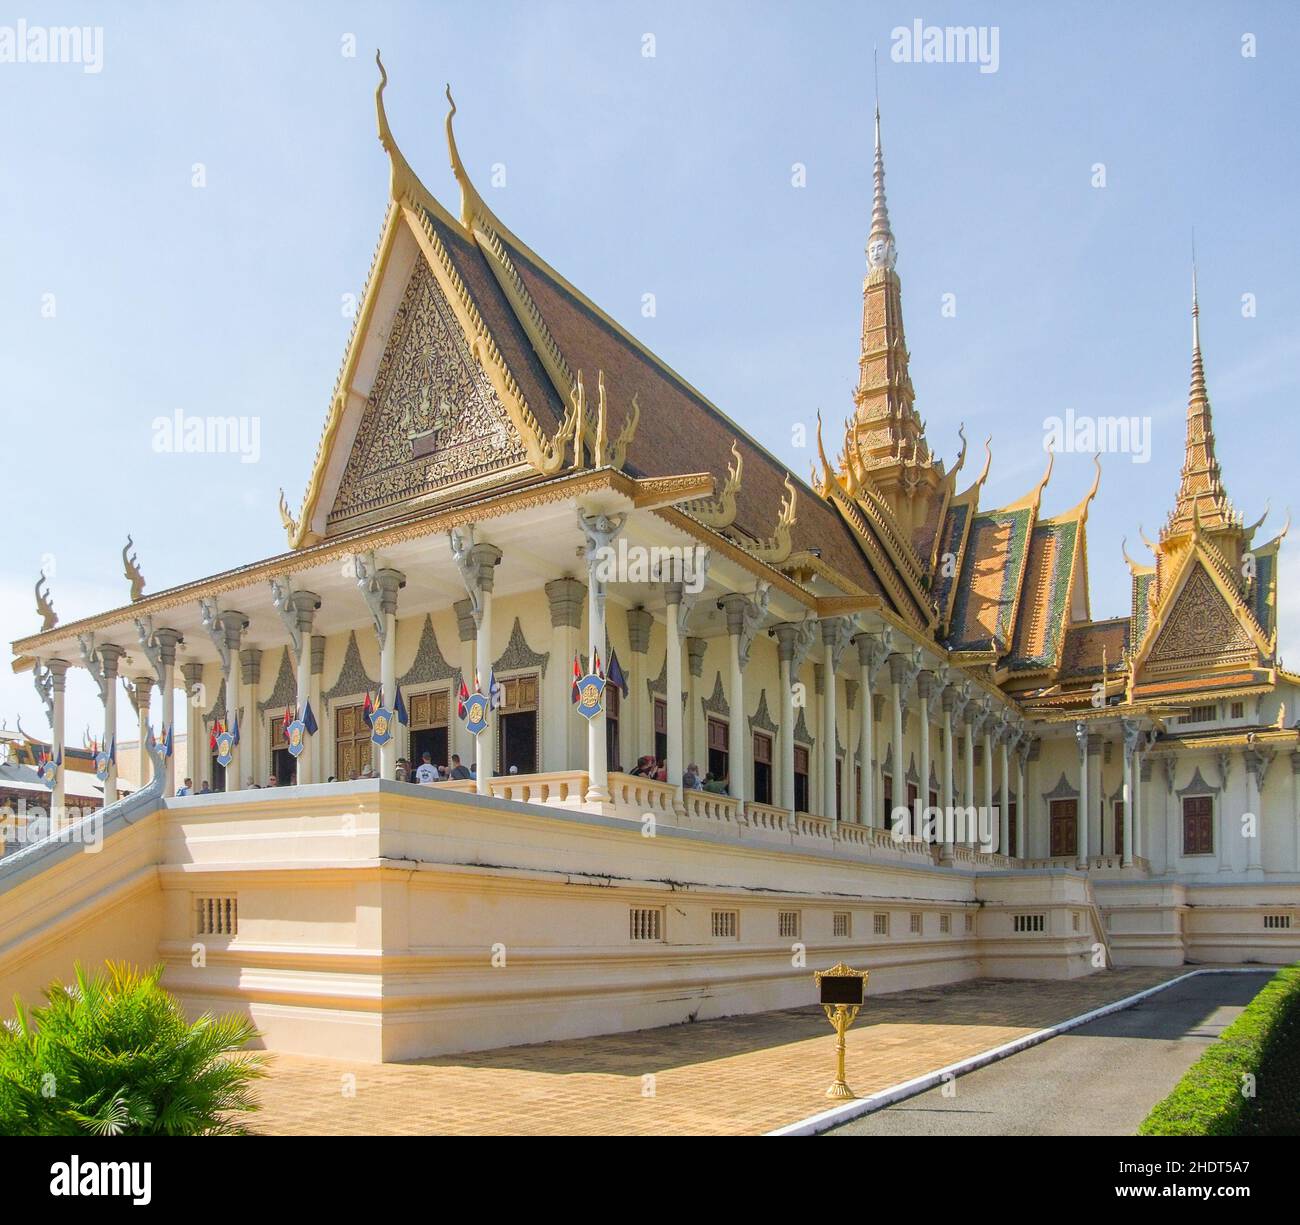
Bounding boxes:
415 752 438 784
245 777 259 789
267 775 278 788
448 754 471 781
177 777 193 796
508 764 519 774
360 763 374 779
683 763 701 790
199 780 211 795
653 760 667 783
630 756 654 778
702 772 729 795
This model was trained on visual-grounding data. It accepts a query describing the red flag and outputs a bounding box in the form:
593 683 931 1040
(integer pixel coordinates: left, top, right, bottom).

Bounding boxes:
571 652 582 703
363 691 374 726
209 719 222 751
457 677 469 719
593 648 603 679
283 705 293 731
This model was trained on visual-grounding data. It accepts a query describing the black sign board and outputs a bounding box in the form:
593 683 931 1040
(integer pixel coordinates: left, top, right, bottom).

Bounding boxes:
819 974 865 1006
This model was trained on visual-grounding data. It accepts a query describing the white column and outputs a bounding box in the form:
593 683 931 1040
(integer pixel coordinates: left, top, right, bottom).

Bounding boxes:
310 635 325 782
820 621 839 823
999 729 1011 859
724 612 747 808
287 591 320 785
627 606 653 764
963 708 978 848
154 628 183 797
982 718 995 853
238 647 260 787
1245 750 1266 877
686 638 707 777
940 687 956 857
664 584 686 812
1016 742 1028 861
586 571 609 802
545 579 585 773
577 510 625 804
378 574 403 782
180 661 204 791
453 599 477 772
916 672 932 843
1075 722 1089 870
46 660 69 823
854 636 875 829
210 612 249 791
775 631 797 813
889 655 906 833
1121 720 1138 868
99 645 125 802
133 675 153 790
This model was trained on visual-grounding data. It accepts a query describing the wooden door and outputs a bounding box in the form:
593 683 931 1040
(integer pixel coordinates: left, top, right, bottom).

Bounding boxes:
1050 799 1077 857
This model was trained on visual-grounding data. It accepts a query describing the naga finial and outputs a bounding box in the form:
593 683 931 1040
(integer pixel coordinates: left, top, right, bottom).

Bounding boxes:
278 488 298 542
34 570 57 631
122 536 146 601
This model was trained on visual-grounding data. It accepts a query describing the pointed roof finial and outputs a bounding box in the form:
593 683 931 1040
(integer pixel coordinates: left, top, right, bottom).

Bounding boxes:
867 54 896 274
1189 231 1206 402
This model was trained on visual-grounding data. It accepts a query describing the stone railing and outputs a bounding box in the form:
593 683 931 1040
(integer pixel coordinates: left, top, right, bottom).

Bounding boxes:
607 772 676 815
683 790 742 824
745 802 790 834
490 771 589 807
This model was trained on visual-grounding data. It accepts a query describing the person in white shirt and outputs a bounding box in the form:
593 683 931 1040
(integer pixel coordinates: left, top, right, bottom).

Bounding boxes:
415 752 438 784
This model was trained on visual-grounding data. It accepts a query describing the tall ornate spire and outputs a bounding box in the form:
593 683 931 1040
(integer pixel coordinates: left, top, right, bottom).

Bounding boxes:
845 92 939 535
866 103 897 274
1163 256 1238 540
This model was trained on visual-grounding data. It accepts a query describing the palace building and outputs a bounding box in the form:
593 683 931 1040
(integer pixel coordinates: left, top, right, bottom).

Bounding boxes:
3 67 1297 1060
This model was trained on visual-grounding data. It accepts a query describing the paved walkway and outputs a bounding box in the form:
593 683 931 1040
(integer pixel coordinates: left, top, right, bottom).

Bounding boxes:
827 970 1270 1137
248 968 1194 1135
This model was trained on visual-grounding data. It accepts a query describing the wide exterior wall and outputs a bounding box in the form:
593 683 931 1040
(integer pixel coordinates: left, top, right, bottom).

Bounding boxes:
146 783 1098 1061
0 812 165 1009
1096 878 1300 967
1029 731 1300 879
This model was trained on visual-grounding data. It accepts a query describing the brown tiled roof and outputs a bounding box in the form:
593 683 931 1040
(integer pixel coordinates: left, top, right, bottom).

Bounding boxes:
946 507 1034 652
423 209 566 433
1060 619 1131 678
498 236 891 600
1131 671 1262 698
1006 519 1081 671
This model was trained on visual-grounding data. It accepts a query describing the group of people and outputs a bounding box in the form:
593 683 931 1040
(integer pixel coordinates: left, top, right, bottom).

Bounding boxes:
176 752 731 794
630 758 730 796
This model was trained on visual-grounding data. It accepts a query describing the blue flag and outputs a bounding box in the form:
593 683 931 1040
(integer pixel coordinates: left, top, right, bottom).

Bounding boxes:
394 685 409 726
163 724 174 759
607 649 629 698
302 701 318 736
231 712 240 746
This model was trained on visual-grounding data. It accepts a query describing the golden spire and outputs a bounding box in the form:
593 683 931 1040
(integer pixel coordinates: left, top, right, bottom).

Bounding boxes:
1163 252 1239 539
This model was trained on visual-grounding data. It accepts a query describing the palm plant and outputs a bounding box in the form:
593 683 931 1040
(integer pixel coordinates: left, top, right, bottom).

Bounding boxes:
0 962 265 1136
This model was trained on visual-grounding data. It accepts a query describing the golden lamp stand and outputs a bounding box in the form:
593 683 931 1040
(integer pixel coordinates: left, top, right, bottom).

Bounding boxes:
814 962 869 1100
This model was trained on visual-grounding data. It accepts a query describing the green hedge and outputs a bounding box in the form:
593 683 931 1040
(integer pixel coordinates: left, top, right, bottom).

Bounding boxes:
1139 964 1300 1137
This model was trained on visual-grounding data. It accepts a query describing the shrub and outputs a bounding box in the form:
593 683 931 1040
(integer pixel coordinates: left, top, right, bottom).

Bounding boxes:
0 962 265 1136
1139 964 1300 1137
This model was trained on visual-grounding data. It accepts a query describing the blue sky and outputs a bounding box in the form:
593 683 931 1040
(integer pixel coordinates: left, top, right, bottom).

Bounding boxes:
2 0 1297 742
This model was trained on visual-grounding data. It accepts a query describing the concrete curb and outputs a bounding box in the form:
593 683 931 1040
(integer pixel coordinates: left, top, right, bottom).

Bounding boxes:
767 967 1272 1136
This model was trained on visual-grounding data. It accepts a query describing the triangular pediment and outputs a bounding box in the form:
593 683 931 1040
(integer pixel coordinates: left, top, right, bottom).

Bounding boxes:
1141 561 1258 675
325 249 525 532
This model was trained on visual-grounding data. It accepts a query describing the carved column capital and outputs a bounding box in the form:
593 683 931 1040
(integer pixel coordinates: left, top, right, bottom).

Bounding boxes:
545 577 586 629
627 607 653 654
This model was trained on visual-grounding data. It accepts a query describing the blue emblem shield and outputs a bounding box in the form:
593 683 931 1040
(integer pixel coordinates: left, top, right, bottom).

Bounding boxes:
214 730 235 768
286 719 307 758
463 693 489 737
93 751 110 781
575 673 606 722
370 707 394 746
38 759 58 789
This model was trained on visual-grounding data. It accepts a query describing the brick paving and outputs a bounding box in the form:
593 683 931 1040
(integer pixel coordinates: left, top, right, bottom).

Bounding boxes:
248 968 1189 1135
